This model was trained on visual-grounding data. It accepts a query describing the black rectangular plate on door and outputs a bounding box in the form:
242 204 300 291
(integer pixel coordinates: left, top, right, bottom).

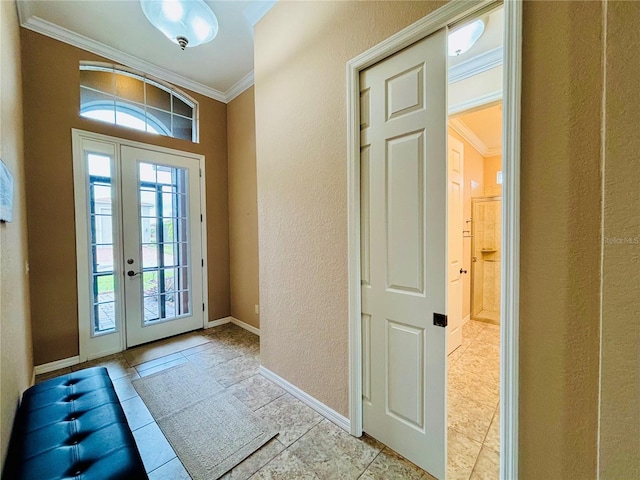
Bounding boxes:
434 313 448 327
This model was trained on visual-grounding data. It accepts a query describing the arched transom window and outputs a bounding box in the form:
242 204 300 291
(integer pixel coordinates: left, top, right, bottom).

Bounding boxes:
80 63 198 143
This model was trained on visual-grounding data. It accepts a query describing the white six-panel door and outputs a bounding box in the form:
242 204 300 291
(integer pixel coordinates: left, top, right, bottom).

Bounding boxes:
447 135 464 355
360 29 448 479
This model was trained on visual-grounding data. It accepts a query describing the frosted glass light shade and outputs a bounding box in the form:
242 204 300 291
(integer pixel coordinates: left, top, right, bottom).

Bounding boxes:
448 19 485 57
141 0 218 49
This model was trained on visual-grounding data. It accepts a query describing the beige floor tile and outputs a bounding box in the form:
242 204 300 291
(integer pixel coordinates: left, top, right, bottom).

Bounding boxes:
448 389 494 443
76 354 137 381
359 448 427 480
221 438 286 480
448 343 470 366
209 353 260 387
185 342 242 368
135 352 185 372
133 422 177 472
452 353 499 386
226 374 286 411
288 419 383 479
124 332 209 366
448 366 499 409
483 407 500 454
462 320 487 340
121 395 154 431
470 446 499 480
111 372 141 401
148 457 191 480
255 394 323 447
448 428 482 480
249 449 320 479
137 356 189 377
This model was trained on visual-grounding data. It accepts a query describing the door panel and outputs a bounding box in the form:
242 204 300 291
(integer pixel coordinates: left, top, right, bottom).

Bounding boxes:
121 146 203 347
386 131 425 294
361 29 447 479
448 135 464 354
73 136 125 361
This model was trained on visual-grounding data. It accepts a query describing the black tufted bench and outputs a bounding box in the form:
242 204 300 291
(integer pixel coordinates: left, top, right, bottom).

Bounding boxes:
3 367 148 479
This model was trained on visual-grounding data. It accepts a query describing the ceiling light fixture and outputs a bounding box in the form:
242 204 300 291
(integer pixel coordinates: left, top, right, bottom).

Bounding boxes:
448 19 485 57
140 0 218 50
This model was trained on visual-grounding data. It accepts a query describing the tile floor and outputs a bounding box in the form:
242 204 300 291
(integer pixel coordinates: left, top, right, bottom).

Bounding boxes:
448 320 500 480
36 320 499 480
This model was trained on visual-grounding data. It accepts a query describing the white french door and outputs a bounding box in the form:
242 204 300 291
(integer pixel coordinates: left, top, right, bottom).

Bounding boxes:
360 29 447 479
73 130 206 361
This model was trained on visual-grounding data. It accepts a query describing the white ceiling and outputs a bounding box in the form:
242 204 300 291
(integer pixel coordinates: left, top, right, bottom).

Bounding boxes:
450 103 503 157
17 1 503 105
449 6 503 67
17 0 276 102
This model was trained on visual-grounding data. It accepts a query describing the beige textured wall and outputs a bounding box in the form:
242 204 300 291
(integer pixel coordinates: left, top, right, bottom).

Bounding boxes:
449 128 484 321
228 87 260 328
20 30 230 365
0 0 33 465
255 0 446 417
255 1 639 477
520 2 603 478
483 155 502 196
598 1 640 477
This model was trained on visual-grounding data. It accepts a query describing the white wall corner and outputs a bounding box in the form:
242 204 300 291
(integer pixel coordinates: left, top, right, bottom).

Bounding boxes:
259 366 351 433
463 314 471 326
224 71 255 103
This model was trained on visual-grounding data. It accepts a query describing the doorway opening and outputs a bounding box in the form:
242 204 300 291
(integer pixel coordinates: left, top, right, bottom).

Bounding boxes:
347 1 521 479
447 6 504 475
72 129 208 362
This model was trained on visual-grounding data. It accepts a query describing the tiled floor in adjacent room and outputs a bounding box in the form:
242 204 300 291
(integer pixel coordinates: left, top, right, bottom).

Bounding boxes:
37 320 499 479
448 320 500 480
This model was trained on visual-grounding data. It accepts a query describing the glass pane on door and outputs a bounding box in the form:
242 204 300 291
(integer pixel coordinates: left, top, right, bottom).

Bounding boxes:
87 153 117 335
138 162 191 323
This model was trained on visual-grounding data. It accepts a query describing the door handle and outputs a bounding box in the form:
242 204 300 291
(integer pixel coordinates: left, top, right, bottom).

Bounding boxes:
127 270 142 277
460 268 468 274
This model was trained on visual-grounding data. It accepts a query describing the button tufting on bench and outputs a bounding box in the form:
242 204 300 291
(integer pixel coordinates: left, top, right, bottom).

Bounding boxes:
63 393 82 402
3 367 148 479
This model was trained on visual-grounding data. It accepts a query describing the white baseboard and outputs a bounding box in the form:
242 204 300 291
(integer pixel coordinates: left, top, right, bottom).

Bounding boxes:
230 317 260 336
206 316 261 336
205 316 232 329
463 314 470 326
34 355 80 375
258 366 350 433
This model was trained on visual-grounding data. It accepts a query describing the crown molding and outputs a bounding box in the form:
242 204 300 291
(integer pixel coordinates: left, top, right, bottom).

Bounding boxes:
449 89 502 116
448 46 503 84
225 70 254 102
18 14 258 104
449 117 501 157
484 146 502 158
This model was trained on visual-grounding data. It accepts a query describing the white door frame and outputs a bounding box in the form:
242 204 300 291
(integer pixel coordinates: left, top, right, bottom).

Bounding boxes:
72 129 209 362
346 1 522 479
